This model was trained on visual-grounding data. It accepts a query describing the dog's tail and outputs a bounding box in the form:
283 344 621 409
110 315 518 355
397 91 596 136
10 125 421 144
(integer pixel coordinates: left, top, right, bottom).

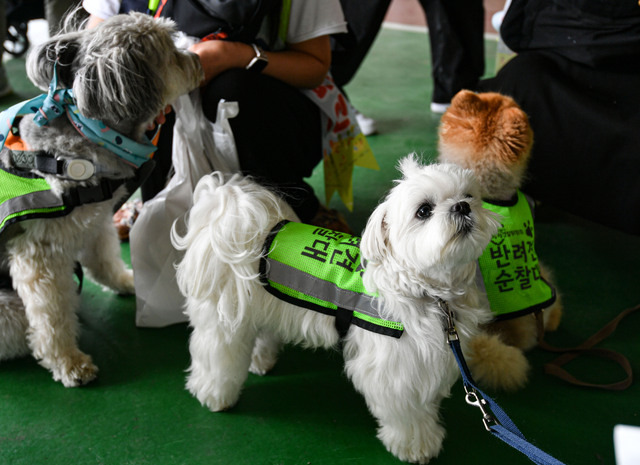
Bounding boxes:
171 172 296 327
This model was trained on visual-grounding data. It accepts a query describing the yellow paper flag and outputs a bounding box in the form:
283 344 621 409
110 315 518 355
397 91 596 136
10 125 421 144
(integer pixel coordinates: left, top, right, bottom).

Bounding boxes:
324 131 379 211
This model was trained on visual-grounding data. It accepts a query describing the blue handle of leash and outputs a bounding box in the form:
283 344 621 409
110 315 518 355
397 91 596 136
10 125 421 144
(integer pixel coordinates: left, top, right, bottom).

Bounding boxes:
449 337 566 465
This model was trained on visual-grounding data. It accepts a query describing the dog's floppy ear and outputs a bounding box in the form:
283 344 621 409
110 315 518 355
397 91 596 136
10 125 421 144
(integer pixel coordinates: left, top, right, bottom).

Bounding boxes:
360 201 392 265
25 32 83 91
73 44 163 127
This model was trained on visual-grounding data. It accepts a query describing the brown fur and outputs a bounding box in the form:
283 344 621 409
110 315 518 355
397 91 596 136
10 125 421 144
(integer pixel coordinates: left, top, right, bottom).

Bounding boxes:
438 90 563 391
439 90 533 201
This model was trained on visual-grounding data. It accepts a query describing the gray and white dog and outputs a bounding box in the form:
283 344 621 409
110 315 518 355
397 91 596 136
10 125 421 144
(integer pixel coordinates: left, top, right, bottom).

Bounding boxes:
0 12 202 386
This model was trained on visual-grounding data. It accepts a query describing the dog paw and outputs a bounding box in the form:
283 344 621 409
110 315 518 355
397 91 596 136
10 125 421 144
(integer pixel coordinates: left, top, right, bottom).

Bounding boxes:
50 352 99 387
248 336 281 376
193 391 239 412
114 269 135 295
468 333 529 391
249 356 276 376
186 374 240 412
378 422 444 464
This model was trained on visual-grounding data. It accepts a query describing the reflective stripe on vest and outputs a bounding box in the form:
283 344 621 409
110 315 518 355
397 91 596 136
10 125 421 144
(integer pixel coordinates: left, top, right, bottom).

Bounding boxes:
259 221 404 338
0 168 69 234
478 190 556 320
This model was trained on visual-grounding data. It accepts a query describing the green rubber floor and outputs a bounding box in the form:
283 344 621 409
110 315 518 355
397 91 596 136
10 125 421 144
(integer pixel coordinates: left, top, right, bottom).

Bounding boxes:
1 26 639 465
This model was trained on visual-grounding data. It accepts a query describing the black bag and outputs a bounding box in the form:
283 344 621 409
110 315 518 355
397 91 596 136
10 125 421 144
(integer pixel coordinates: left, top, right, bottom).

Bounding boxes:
500 0 640 68
158 0 282 42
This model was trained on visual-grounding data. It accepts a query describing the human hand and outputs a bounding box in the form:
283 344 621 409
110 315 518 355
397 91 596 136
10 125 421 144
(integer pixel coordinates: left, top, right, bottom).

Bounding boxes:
188 35 331 89
188 40 253 84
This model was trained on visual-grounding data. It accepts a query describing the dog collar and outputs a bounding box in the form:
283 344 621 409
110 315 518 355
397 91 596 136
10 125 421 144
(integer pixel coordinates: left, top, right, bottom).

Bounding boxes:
0 66 157 168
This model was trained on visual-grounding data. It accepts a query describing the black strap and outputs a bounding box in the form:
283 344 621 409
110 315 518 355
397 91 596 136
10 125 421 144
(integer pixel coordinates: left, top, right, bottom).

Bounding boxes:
113 159 156 212
62 177 127 207
335 307 353 339
62 160 157 209
9 149 64 176
7 150 154 212
73 262 83 294
34 152 64 175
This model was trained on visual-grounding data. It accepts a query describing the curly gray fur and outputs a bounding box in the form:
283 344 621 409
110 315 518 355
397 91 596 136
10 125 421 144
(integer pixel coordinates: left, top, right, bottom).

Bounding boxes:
26 12 203 139
0 12 203 387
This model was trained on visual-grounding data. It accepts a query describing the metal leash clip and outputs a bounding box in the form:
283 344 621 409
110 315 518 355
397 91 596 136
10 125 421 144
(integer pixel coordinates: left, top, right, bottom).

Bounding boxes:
438 298 459 344
464 385 499 432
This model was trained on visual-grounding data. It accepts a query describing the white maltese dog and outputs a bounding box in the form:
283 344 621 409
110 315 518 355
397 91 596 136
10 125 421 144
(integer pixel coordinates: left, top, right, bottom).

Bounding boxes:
0 13 202 387
172 156 507 463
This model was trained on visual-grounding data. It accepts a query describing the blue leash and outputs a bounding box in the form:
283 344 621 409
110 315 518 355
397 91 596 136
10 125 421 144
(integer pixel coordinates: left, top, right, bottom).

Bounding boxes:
440 299 567 465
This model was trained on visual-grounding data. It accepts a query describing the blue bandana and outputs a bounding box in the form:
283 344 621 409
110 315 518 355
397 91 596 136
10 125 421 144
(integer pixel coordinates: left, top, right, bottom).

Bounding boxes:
0 66 157 168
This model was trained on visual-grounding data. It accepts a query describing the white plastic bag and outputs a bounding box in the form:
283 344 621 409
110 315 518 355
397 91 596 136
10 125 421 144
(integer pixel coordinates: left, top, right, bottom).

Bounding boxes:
130 91 239 327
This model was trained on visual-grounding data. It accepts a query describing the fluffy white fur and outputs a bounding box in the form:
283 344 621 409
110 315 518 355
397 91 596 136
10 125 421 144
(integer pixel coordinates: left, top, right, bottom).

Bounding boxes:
172 156 523 463
0 12 203 386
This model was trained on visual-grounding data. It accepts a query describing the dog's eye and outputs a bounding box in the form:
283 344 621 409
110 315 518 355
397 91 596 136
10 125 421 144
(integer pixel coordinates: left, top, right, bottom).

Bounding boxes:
416 202 434 219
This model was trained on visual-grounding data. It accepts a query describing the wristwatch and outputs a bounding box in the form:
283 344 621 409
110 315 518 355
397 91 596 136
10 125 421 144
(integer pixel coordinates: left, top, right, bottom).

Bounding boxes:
246 43 268 73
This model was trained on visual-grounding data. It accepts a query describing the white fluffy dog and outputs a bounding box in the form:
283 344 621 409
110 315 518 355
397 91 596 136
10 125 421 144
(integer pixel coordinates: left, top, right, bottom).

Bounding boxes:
0 13 202 386
172 156 522 463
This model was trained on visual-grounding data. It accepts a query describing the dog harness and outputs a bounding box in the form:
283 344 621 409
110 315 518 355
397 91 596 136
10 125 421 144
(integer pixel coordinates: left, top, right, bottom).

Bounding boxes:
0 66 157 237
477 190 556 321
260 220 404 338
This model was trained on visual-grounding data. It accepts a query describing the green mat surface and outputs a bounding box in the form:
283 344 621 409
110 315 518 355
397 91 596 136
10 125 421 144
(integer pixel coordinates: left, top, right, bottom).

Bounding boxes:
1 26 639 465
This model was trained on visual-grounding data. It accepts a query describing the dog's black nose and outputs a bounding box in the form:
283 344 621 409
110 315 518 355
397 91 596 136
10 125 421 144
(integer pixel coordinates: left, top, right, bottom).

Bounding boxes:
451 201 471 216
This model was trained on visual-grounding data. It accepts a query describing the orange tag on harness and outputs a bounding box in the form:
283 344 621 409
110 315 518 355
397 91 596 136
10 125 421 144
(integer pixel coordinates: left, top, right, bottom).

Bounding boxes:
4 129 29 152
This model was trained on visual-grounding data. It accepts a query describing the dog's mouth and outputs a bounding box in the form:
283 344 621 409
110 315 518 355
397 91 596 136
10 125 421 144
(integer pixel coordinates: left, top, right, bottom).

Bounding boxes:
457 217 474 235
451 201 475 236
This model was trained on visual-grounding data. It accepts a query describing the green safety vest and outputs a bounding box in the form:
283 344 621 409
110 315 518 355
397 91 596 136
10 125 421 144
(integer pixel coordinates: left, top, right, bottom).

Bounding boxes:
260 220 404 338
478 190 556 320
0 168 71 235
0 166 133 239
0 92 153 239
0 166 92 291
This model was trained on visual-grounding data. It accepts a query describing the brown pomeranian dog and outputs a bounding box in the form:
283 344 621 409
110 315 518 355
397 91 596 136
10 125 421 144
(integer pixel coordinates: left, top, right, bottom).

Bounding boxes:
438 90 563 391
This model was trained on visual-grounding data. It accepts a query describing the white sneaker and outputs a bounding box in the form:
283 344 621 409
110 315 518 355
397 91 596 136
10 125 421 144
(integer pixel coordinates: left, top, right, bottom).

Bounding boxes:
355 111 377 136
430 102 451 114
